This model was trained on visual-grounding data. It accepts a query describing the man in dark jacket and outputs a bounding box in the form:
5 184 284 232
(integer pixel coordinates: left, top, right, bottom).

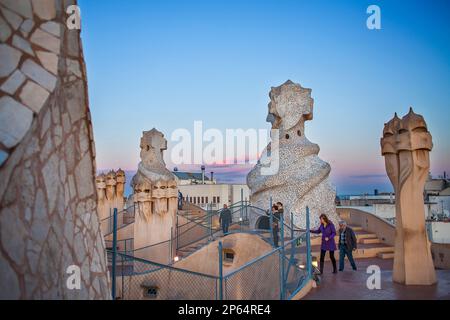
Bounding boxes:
338 220 357 271
219 204 232 235
178 191 183 210
273 202 284 247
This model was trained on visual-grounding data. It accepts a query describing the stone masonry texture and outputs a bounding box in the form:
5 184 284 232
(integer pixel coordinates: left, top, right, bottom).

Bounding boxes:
0 0 110 299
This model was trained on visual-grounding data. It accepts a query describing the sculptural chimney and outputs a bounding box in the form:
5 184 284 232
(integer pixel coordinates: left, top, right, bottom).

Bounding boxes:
130 128 178 261
247 80 339 228
381 108 436 285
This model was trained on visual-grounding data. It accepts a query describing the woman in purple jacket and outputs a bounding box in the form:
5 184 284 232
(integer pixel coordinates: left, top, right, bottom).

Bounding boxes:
311 214 337 274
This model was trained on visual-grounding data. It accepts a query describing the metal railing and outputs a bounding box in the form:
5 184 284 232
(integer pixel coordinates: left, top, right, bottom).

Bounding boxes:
107 205 313 300
112 252 219 300
175 199 304 252
105 238 134 256
118 199 307 265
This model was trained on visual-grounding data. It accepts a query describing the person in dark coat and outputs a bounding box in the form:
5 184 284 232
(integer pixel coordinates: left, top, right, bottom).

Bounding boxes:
271 204 280 247
219 204 232 234
177 191 183 210
338 220 357 271
274 202 284 247
311 214 337 274
276 202 284 218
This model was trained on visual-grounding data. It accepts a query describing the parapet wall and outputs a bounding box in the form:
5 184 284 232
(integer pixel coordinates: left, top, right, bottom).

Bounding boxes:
0 0 109 299
337 207 396 246
337 207 450 270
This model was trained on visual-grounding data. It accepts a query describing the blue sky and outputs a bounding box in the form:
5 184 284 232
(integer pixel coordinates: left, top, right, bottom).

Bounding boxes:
79 0 450 195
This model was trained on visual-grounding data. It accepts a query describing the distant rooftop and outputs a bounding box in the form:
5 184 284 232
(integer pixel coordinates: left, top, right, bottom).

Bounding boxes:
173 171 210 181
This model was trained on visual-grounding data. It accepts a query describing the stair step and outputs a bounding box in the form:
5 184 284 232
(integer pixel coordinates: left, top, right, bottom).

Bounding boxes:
311 232 378 246
355 232 377 239
311 244 395 260
377 251 394 259
349 226 363 232
360 237 381 244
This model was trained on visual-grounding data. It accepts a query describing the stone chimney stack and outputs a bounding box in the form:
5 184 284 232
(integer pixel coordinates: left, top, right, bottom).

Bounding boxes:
201 165 205 184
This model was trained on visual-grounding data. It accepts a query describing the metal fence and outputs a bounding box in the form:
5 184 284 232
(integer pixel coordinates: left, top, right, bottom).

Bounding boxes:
103 199 304 266
105 238 134 255
222 232 310 300
175 201 251 256
107 206 313 300
113 253 219 300
175 200 303 253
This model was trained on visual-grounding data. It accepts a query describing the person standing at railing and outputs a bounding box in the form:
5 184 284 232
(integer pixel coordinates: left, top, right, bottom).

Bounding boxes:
178 191 183 210
338 220 357 271
272 202 284 247
311 214 337 274
271 204 279 247
219 204 232 235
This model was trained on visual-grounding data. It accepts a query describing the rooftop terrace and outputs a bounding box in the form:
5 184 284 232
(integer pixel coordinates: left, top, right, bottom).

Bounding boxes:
304 258 450 300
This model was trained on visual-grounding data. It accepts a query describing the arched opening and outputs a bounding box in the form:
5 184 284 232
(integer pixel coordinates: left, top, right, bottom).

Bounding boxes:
255 216 270 230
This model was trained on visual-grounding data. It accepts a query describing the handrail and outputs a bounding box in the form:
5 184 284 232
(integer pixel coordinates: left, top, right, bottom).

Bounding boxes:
175 201 305 252
245 204 305 232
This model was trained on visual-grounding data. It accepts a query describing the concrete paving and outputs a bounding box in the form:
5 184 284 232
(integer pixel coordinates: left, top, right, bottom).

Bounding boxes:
304 258 450 300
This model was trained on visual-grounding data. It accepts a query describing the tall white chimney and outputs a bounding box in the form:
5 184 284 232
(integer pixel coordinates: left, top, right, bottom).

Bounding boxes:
201 165 205 184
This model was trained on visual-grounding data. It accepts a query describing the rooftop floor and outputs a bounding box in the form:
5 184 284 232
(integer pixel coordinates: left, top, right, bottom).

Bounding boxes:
304 258 450 300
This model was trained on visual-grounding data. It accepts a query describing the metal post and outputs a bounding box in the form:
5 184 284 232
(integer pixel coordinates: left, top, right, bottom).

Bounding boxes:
240 188 244 226
109 207 112 234
279 212 285 300
218 241 223 300
290 212 294 240
269 197 274 247
111 208 118 300
170 226 173 264
306 206 312 278
209 203 213 239
176 213 179 251
285 212 295 287
120 253 124 299
245 199 248 221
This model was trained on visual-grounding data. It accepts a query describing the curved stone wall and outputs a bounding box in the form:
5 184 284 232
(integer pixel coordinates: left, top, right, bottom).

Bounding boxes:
0 0 109 299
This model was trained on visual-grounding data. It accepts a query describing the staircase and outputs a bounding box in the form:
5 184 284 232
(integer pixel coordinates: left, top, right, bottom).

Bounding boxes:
177 237 216 258
310 224 395 261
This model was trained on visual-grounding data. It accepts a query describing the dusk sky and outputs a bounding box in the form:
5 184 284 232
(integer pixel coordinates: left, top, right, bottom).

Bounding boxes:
79 0 450 195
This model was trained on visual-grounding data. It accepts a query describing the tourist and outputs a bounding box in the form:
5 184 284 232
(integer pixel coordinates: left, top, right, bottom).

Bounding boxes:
276 202 284 217
178 191 183 210
219 204 232 235
311 214 337 274
338 220 357 271
274 202 285 247
271 204 280 247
